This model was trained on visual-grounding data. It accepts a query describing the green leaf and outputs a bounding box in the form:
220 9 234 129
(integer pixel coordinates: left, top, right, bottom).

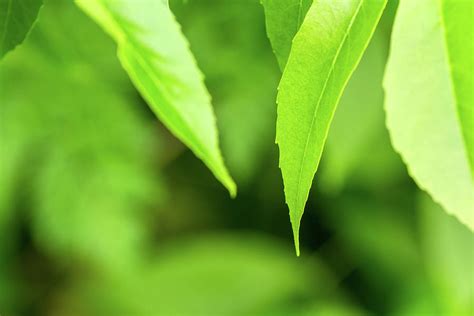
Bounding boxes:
441 0 473 173
276 0 387 255
261 0 313 70
75 0 236 196
0 0 43 59
384 0 474 230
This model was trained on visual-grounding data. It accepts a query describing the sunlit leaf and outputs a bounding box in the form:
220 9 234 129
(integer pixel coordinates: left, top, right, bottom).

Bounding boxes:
0 0 42 59
75 0 236 196
384 0 474 230
276 0 387 254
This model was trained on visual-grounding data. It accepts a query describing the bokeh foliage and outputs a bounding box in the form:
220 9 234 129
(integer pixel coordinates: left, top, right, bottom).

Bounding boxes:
0 0 472 315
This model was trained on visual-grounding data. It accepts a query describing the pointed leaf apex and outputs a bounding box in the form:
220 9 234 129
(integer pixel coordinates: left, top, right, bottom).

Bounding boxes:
291 219 301 256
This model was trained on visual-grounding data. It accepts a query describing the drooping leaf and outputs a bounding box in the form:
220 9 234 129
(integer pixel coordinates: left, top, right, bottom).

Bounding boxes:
75 0 236 196
276 0 387 254
0 0 43 59
261 0 313 70
384 0 474 230
262 0 401 192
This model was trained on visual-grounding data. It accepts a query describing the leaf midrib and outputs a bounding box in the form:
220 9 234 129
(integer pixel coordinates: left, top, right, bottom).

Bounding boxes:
293 0 365 210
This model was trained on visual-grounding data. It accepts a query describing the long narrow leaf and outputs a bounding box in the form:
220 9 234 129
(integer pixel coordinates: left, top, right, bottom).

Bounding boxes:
276 0 387 254
76 0 236 195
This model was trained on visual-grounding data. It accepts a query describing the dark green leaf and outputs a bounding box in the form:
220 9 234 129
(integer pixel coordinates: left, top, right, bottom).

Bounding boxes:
261 0 312 70
0 0 42 58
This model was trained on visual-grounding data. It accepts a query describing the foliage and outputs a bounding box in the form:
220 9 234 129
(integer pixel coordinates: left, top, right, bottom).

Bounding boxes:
76 0 236 196
270 0 387 254
0 0 472 314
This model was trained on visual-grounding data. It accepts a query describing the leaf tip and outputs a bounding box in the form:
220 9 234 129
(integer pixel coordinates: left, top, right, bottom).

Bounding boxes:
291 219 301 257
227 181 237 198
218 169 237 198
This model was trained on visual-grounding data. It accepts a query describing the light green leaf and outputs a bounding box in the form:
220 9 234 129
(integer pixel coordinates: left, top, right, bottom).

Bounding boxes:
75 0 236 196
384 0 474 230
0 0 43 59
261 0 313 70
440 0 473 172
276 0 387 255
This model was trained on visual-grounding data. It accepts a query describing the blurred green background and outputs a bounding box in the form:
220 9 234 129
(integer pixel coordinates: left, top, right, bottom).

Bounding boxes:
0 0 472 315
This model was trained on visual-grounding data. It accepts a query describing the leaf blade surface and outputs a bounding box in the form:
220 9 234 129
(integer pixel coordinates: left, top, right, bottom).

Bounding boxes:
384 0 474 230
76 0 236 195
276 0 387 254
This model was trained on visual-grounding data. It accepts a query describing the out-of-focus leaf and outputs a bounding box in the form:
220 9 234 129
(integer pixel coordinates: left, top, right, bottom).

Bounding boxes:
52 234 336 316
323 197 419 280
261 0 312 70
418 193 474 315
0 0 42 58
0 1 160 269
300 303 370 316
276 0 387 254
391 282 443 316
76 0 236 196
384 0 474 230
